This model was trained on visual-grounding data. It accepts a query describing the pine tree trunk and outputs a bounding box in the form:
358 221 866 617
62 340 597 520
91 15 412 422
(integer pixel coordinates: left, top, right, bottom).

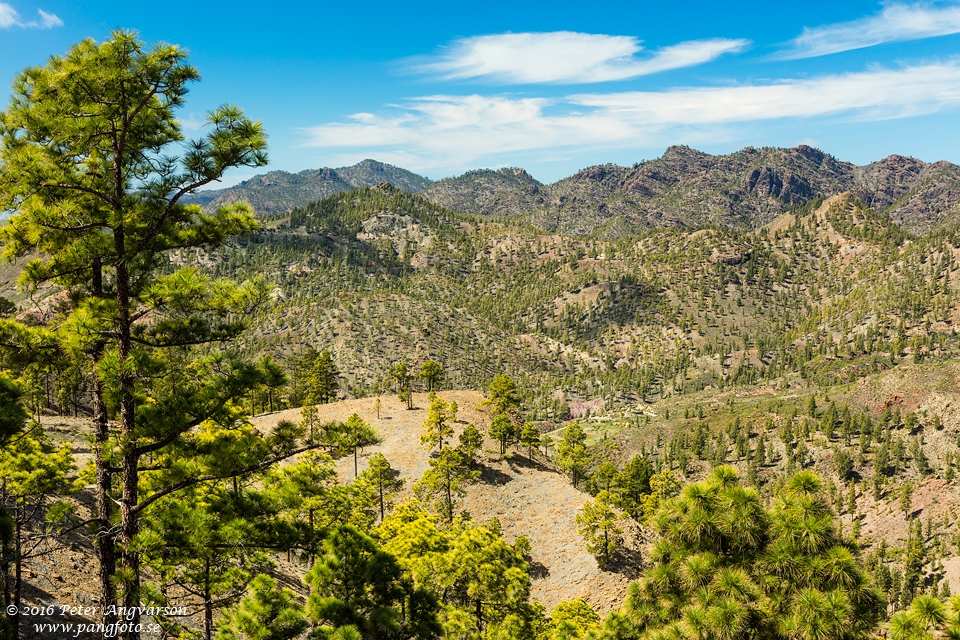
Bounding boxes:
309 509 315 568
204 559 212 640
12 509 21 640
91 256 118 632
378 478 385 522
115 241 142 640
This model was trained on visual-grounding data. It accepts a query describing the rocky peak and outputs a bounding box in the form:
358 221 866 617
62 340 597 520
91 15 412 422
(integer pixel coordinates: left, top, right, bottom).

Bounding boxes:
792 144 827 164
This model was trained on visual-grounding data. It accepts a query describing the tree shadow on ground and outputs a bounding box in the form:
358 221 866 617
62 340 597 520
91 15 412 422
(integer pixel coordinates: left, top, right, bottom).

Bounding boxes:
475 462 512 486
506 453 560 474
528 559 550 580
605 545 645 580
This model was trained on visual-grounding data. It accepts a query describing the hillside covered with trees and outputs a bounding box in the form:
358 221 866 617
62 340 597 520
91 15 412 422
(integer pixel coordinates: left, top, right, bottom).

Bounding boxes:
3 29 960 640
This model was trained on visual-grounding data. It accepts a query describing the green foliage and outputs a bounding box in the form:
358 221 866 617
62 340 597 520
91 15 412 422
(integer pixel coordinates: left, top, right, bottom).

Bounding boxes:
360 453 405 522
601 467 884 640
390 362 410 396
0 425 75 639
0 374 26 444
457 423 484 467
340 413 380 478
833 448 854 482
556 423 590 488
215 574 307 640
520 423 542 459
305 525 441 640
544 599 600 639
264 450 376 560
637 469 681 524
420 396 455 452
413 448 479 522
409 524 537 638
420 360 444 392
488 373 521 415
490 412 517 456
614 456 654 520
576 491 624 568
0 297 15 318
256 355 289 412
0 28 271 625
291 348 340 405
886 593 960 640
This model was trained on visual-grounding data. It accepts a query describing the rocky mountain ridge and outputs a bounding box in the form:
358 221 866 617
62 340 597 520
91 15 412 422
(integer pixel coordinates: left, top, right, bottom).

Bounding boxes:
422 145 960 235
185 146 960 236
183 159 433 217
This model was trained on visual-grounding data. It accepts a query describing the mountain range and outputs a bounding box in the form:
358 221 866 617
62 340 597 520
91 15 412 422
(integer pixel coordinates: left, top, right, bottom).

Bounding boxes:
186 145 960 235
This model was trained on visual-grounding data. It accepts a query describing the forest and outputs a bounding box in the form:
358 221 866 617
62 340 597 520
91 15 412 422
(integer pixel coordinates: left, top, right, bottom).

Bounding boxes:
2 29 960 640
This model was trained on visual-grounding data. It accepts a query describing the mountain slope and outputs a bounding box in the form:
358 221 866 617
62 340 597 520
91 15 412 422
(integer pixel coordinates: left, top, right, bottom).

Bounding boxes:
249 391 645 615
185 159 432 217
421 146 960 236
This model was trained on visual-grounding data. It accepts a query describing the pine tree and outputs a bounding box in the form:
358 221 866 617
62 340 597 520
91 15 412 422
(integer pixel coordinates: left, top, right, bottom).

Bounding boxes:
215 574 307 640
457 424 484 467
0 31 272 635
601 467 884 640
257 356 289 413
487 373 520 415
556 423 590 488
615 455 653 520
420 396 455 452
0 375 26 640
489 412 516 456
0 426 75 640
420 360 443 392
305 525 441 640
413 448 478 522
520 423 542 460
309 351 340 404
340 413 380 479
360 453 405 522
576 491 624 568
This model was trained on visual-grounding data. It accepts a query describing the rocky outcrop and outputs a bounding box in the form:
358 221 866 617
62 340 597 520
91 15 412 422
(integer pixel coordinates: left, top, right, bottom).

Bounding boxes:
422 145 960 236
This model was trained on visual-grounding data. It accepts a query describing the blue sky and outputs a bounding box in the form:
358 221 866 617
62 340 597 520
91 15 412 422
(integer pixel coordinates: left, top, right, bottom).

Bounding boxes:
3 1 960 186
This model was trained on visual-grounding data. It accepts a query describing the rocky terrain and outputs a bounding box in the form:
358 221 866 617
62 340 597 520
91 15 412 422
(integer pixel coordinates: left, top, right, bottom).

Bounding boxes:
422 145 960 235
184 159 432 217
189 146 960 237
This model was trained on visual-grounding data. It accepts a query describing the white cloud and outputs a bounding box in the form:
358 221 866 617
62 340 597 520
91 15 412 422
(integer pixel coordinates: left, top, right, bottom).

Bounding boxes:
299 61 960 173
177 113 206 133
569 63 960 122
36 8 61 28
0 2 63 29
779 2 960 59
410 32 749 84
0 2 20 27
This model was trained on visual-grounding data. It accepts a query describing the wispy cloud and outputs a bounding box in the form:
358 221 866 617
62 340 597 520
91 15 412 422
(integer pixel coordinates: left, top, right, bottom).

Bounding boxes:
779 2 960 59
0 2 62 28
408 32 750 84
177 113 206 133
300 61 960 172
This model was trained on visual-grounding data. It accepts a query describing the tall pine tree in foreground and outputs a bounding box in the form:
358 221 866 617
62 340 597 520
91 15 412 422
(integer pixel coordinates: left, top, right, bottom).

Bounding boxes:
0 29 314 639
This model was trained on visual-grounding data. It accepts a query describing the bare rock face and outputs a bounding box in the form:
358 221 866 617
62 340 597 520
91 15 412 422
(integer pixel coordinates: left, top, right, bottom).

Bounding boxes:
422 145 960 237
189 147 960 237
